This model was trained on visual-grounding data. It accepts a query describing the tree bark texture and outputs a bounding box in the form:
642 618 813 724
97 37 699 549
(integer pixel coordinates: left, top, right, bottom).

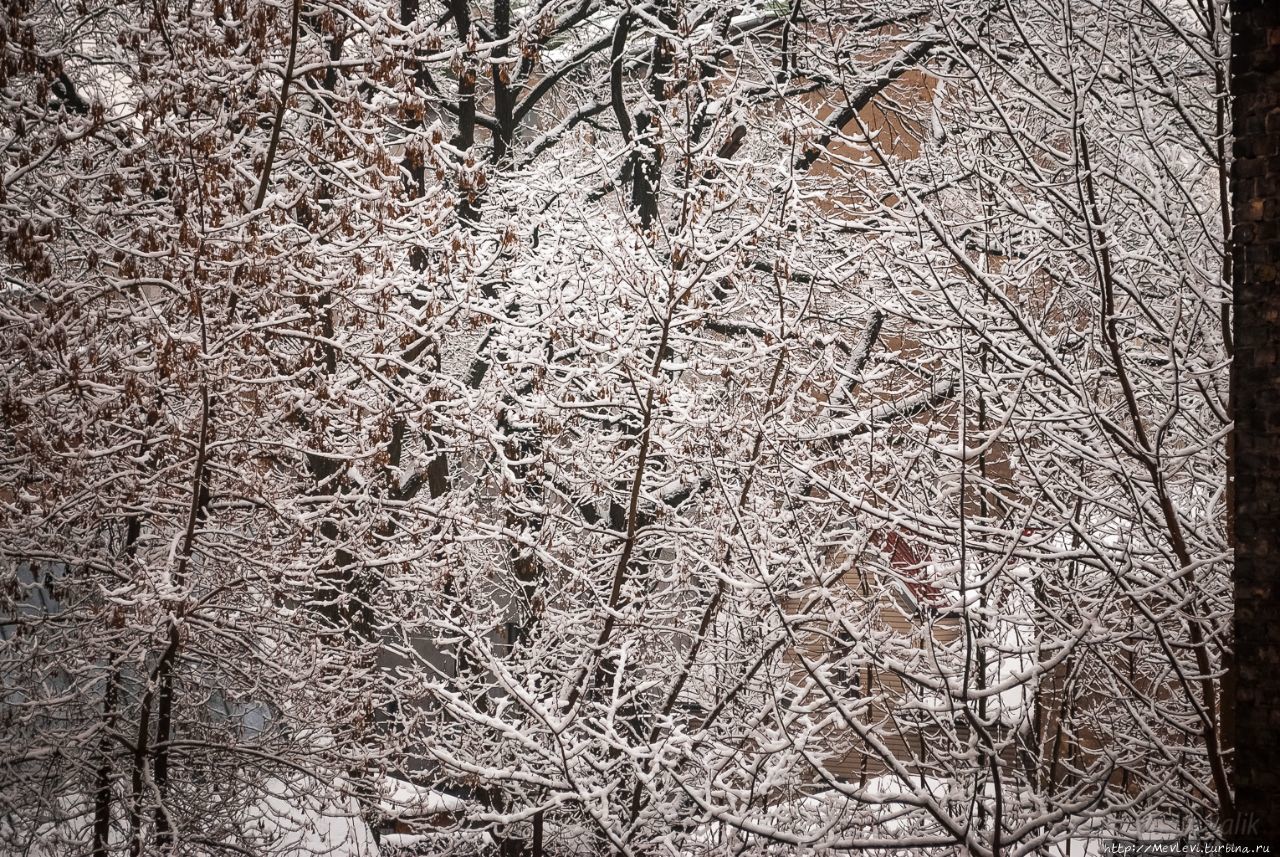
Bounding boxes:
1231 0 1280 843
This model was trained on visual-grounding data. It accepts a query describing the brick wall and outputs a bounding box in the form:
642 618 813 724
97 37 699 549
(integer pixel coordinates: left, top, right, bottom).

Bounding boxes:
1231 0 1280 843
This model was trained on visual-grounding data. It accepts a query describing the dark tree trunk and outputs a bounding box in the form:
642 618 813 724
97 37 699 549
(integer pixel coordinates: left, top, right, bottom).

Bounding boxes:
91 670 119 857
1230 0 1280 843
446 0 480 225
491 0 515 164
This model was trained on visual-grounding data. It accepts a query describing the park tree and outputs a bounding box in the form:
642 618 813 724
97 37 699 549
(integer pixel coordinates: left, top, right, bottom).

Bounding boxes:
0 0 1239 853
1230 0 1280 844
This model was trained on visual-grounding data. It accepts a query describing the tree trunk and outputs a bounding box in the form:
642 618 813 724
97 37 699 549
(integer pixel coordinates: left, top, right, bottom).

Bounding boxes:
1230 0 1280 843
